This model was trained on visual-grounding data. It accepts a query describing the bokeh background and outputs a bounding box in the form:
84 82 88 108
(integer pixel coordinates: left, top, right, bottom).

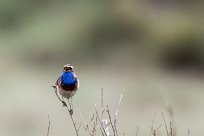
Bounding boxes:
0 0 204 136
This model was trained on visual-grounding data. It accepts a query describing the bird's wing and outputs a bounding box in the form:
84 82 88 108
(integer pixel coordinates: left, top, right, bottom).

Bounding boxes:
73 73 79 88
55 76 62 86
76 78 80 88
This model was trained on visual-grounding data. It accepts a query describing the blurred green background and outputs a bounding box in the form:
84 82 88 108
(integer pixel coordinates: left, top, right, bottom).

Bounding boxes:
0 0 204 136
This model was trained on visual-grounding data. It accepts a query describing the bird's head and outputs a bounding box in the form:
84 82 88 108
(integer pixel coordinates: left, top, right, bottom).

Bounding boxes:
63 64 74 72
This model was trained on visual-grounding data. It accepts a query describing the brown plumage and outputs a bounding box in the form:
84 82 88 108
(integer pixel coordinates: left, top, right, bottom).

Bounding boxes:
55 76 78 92
55 64 79 99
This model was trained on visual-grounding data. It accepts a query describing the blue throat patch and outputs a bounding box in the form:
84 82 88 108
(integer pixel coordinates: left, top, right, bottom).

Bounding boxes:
61 71 77 86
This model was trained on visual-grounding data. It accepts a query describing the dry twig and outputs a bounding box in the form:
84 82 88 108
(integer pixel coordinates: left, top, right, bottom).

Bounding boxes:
150 113 162 136
52 86 67 107
52 86 80 136
113 94 122 136
80 113 94 136
162 112 169 136
65 101 80 136
136 126 140 136
170 122 173 136
188 128 190 136
107 105 116 136
95 106 107 136
46 114 51 136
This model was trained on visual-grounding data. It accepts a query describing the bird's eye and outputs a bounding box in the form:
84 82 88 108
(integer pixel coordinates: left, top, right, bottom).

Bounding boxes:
64 67 72 71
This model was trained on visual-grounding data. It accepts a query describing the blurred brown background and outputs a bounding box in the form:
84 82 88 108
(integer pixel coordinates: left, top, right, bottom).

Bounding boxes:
0 0 204 136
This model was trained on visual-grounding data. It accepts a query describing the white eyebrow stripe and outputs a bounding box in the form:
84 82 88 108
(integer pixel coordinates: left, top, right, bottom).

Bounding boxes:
63 65 74 68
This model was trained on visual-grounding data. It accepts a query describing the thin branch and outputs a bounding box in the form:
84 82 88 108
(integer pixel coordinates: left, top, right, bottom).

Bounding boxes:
107 105 116 136
136 126 140 136
77 123 81 133
101 88 104 119
114 94 123 136
52 86 67 107
101 88 104 109
47 114 51 136
152 130 156 136
100 127 105 136
91 114 98 136
155 124 162 131
150 113 162 136
152 124 162 136
91 113 95 122
65 101 80 136
150 112 157 136
151 124 162 136
67 98 73 115
188 128 190 136
161 112 169 136
167 106 176 136
114 94 123 119
80 113 94 136
95 105 107 136
170 122 173 136
52 86 80 135
99 89 109 136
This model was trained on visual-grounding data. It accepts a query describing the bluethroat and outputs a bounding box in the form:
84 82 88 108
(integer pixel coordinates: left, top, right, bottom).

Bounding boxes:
53 64 79 107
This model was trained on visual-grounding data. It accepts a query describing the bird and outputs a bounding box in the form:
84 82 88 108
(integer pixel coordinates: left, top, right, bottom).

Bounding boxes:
54 64 79 100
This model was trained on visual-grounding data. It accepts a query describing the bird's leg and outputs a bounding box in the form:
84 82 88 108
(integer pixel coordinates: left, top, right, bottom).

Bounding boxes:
70 95 73 109
61 97 67 107
67 97 73 115
52 86 67 107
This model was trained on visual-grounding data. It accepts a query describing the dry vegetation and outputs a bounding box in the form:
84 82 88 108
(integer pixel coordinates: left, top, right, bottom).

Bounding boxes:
49 88 190 136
